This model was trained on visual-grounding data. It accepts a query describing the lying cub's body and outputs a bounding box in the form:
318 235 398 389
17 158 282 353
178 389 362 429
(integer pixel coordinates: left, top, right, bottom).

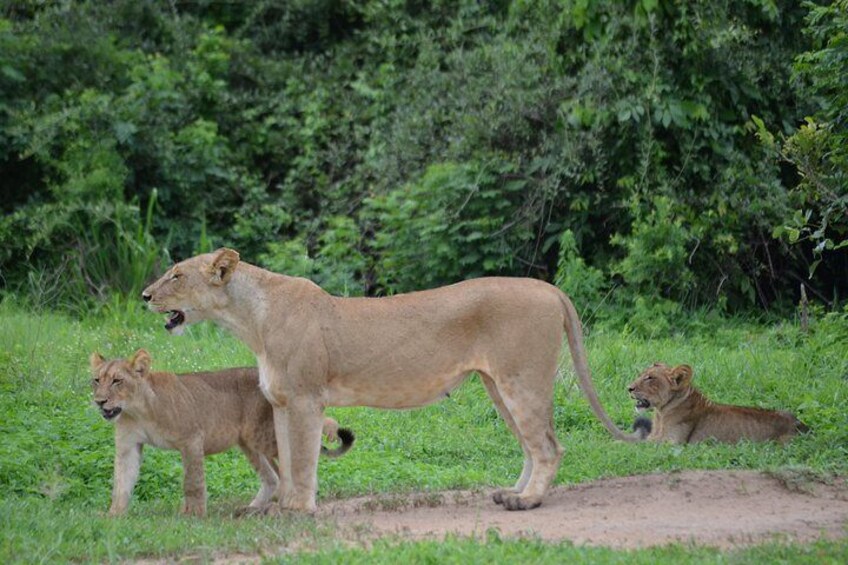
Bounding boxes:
91 350 352 516
629 363 807 444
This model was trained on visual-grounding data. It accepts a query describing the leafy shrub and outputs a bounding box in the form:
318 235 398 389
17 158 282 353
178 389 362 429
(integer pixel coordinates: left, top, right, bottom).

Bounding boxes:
260 216 366 296
367 160 533 293
554 229 605 314
612 196 694 302
1 0 845 314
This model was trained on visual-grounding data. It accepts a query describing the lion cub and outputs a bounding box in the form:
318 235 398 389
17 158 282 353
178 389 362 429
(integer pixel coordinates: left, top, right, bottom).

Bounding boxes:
628 363 808 444
91 350 354 516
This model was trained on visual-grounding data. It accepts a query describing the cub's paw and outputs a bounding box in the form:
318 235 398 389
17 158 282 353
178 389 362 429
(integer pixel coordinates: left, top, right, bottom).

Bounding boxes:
234 504 267 518
181 502 206 517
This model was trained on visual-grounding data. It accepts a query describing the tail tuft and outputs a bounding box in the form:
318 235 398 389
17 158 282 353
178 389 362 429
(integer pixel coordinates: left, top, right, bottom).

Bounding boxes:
337 427 355 447
632 416 652 440
321 427 355 458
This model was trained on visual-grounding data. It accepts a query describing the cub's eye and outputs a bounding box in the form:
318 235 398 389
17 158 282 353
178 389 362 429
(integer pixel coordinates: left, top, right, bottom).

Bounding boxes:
170 273 182 281
92 378 100 385
645 375 654 381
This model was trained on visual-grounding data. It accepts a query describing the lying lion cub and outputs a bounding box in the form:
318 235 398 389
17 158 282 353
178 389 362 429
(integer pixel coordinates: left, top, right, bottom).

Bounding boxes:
628 363 808 444
90 350 354 516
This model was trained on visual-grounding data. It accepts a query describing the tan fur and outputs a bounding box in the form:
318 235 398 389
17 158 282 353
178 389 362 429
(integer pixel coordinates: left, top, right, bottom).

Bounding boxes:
628 363 808 444
91 350 352 517
142 248 634 513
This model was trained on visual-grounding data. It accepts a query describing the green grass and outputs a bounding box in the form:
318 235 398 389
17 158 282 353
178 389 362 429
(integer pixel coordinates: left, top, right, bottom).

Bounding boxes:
279 536 848 564
1 298 846 562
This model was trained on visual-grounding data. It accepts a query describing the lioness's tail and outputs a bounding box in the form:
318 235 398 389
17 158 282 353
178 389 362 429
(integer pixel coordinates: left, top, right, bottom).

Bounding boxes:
560 293 640 443
321 428 355 458
633 416 652 440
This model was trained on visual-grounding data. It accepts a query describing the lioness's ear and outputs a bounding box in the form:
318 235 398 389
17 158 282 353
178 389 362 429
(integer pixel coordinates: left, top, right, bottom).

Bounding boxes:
671 365 693 389
208 248 240 286
129 349 151 378
90 352 106 372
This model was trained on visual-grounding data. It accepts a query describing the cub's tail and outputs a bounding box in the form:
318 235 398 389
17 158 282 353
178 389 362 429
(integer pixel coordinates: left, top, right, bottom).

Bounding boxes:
321 428 355 458
632 416 652 440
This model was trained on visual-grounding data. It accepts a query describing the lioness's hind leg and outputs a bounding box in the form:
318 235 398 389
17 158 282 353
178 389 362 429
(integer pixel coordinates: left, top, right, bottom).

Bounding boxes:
480 374 532 505
488 374 563 511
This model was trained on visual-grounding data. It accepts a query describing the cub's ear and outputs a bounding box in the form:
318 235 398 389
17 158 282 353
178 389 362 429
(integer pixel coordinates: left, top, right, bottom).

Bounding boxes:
208 248 240 286
129 349 151 378
90 352 106 372
670 364 693 389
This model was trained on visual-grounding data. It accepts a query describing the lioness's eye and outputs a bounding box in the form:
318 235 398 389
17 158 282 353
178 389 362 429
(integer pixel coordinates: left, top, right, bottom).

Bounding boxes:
112 379 123 386
92 378 99 385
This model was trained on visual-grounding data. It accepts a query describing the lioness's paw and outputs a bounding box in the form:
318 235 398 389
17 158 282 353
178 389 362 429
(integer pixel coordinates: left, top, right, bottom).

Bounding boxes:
491 489 517 505
500 493 542 511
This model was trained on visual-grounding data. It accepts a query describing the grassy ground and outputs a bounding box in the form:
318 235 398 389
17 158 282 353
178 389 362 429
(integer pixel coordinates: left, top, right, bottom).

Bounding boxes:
1 298 846 562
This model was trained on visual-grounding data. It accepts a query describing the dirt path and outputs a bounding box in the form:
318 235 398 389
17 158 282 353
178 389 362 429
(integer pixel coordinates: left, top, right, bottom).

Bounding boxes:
321 470 848 549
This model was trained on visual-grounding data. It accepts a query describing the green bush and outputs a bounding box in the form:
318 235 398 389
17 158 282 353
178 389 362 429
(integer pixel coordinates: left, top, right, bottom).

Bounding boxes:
554 229 605 314
1 0 845 313
367 160 533 293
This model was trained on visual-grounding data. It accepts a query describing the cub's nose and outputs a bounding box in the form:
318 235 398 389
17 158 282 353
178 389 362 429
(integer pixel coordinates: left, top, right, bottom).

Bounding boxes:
627 386 635 393
95 399 106 407
142 292 152 303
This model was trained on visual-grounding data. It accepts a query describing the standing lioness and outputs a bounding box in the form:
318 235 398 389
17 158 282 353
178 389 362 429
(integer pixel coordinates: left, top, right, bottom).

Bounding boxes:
91 350 354 516
142 248 635 513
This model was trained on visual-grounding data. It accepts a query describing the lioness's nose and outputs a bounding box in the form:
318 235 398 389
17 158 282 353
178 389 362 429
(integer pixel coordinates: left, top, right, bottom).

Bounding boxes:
142 292 152 302
627 386 635 393
95 399 106 407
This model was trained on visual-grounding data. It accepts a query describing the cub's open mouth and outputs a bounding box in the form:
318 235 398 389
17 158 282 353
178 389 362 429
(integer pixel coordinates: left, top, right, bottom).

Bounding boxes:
165 310 185 331
635 398 651 410
101 407 123 420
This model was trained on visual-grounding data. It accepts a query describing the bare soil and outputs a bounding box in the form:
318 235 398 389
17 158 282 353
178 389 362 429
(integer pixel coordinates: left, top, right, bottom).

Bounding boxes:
322 470 848 549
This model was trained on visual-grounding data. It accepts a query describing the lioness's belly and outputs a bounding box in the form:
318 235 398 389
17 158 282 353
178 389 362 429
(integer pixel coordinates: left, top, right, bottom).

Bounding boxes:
327 371 470 408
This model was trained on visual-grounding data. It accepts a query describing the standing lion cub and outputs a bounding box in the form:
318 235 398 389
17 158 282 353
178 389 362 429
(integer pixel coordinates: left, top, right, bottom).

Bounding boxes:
91 350 354 516
628 363 808 444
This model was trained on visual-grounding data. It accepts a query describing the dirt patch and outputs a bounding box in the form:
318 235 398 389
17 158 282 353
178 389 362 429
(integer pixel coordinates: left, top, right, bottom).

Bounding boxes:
321 470 848 549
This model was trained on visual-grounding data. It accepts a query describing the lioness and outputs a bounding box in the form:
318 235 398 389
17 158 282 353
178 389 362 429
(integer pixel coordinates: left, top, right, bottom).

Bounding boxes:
142 248 635 513
91 349 354 516
628 363 808 444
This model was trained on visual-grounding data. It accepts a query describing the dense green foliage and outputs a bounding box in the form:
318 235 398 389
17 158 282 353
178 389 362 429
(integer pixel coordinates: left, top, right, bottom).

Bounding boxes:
767 0 848 277
0 0 845 316
1 302 846 561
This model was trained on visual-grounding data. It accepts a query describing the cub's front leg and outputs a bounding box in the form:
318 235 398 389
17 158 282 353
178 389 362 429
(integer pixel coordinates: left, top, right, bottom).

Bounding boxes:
180 438 207 517
109 440 143 516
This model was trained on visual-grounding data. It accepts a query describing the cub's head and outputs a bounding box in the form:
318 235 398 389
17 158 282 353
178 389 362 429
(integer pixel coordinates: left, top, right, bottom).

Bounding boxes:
627 363 693 412
90 349 152 421
141 248 240 335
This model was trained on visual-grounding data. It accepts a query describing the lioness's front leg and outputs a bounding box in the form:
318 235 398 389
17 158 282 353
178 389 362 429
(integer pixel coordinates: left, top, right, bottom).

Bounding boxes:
109 440 143 516
281 397 325 513
180 439 206 517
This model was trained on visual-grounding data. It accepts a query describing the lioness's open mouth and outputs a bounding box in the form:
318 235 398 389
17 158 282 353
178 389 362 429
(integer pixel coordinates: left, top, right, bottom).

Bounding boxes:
101 407 123 420
165 310 185 331
635 398 651 410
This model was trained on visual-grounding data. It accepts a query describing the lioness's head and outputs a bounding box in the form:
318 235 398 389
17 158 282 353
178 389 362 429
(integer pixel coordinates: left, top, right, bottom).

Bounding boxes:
141 248 240 335
90 349 152 421
628 363 693 412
